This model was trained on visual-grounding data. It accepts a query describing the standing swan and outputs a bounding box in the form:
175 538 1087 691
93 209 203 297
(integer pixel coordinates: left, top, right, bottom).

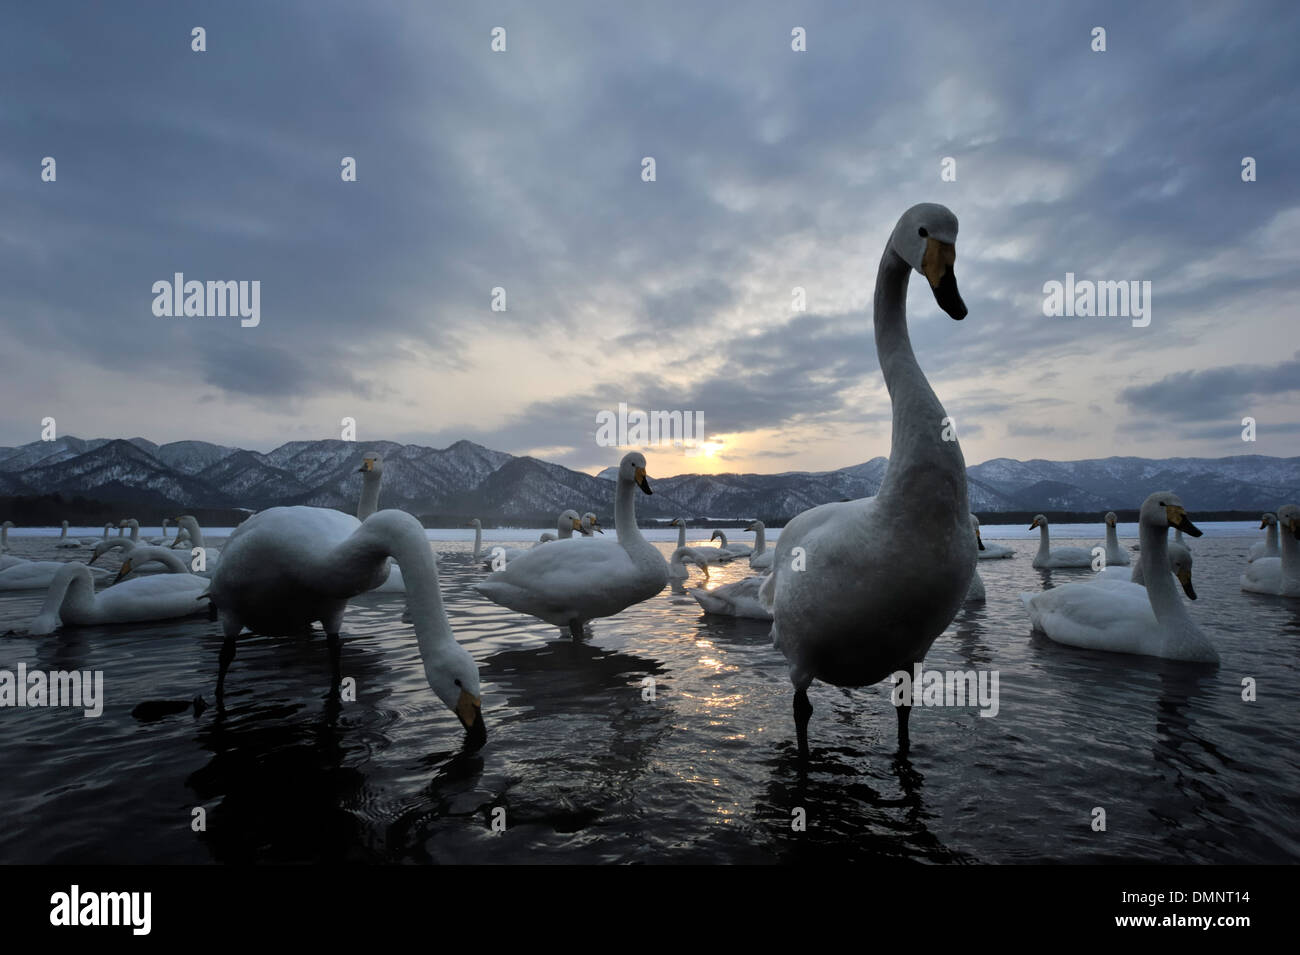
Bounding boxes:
1029 515 1093 569
208 507 484 745
474 452 668 638
1020 492 1216 663
1101 512 1131 566
759 203 972 755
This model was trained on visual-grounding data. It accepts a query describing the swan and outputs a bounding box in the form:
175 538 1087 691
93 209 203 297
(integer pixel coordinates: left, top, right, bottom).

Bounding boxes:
691 575 773 620
1098 539 1192 588
668 546 712 590
582 512 603 535
169 515 219 571
466 519 484 558
966 515 986 601
668 520 734 565
482 510 585 568
54 521 80 549
747 521 774 571
759 203 973 754
971 514 1013 559
1029 515 1093 569
80 523 113 546
474 452 669 637
356 453 410 593
711 530 752 558
112 544 198 579
147 518 174 546
119 518 142 542
1240 504 1300 597
1248 513 1279 563
28 562 210 635
0 522 24 570
89 537 136 564
0 559 111 591
1020 492 1216 663
1100 512 1130 566
208 506 484 741
539 510 595 543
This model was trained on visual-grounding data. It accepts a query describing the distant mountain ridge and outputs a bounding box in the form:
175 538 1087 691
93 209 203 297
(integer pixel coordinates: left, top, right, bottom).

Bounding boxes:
0 436 1296 522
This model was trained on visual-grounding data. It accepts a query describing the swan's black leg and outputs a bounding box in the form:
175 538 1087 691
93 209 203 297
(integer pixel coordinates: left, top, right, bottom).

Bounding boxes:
793 687 813 762
896 691 912 755
215 636 237 712
326 632 342 697
569 620 583 641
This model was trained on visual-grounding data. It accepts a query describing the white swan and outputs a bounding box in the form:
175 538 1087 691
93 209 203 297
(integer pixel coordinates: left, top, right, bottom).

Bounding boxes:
355 453 410 593
668 519 734 565
29 562 210 635
147 518 174 546
482 510 585 568
1241 504 1300 597
112 544 196 579
692 575 772 620
759 203 973 753
1098 539 1192 589
0 522 24 570
1029 515 1093 569
1248 513 1279 563
972 514 1013 559
582 512 603 536
747 521 774 571
668 546 711 592
711 530 752 558
169 515 219 571
966 515 986 601
1020 492 1216 663
119 518 142 542
466 519 484 558
0 559 111 591
208 506 483 741
538 510 593 544
54 520 80 549
89 537 136 564
1100 511 1131 566
474 452 668 637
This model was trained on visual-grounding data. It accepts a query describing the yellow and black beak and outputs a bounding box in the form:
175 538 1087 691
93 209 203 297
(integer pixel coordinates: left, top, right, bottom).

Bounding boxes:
1260 517 1269 529
455 690 486 751
976 530 985 551
113 559 133 585
1175 566 1197 601
1028 519 1040 530
922 238 966 320
357 459 373 473
634 466 652 495
571 517 583 531
1165 505 1203 538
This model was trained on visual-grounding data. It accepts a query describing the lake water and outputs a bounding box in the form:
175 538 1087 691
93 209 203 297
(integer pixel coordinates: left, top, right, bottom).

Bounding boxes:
0 523 1296 863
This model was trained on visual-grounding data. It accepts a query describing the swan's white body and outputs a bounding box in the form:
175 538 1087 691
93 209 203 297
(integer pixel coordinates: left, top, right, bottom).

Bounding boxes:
90 537 136 564
169 515 219 571
1248 513 1279 563
30 562 209 635
760 204 974 751
691 575 772 620
0 560 110 591
475 453 668 633
54 521 80 549
971 515 1013 558
669 519 734 565
1020 492 1216 663
1030 515 1093 569
1101 512 1131 566
1240 505 1300 596
483 510 585 568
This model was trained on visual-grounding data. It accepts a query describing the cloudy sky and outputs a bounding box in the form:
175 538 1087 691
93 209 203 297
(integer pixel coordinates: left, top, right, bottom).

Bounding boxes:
2 0 1297 477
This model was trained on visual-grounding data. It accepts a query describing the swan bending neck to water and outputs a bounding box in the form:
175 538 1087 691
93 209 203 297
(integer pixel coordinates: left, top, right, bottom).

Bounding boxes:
1021 492 1216 662
209 506 484 745
30 562 209 634
668 546 711 591
113 544 193 581
761 203 972 756
1102 512 1131 566
1249 513 1280 563
1241 504 1300 597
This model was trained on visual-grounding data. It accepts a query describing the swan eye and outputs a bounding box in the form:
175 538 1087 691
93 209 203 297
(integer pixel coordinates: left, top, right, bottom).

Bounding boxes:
454 679 462 687
918 227 928 238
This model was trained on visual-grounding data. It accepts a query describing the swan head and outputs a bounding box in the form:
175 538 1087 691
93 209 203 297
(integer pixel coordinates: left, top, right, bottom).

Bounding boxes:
1278 504 1300 539
619 451 653 494
559 509 583 532
670 518 683 527
1029 514 1047 530
2 521 12 529
357 453 383 475
969 514 985 550
582 512 603 534
464 518 481 529
1141 491 1202 538
710 530 724 543
1105 511 1118 527
745 521 763 533
1169 543 1196 600
891 203 966 320
1260 512 1277 529
428 649 485 750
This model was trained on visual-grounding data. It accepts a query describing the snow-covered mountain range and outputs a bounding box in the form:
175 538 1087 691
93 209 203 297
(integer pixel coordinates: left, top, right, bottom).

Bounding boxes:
1 436 1297 521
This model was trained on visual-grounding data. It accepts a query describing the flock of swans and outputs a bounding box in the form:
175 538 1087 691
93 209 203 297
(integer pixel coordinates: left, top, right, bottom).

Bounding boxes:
3 205 1297 760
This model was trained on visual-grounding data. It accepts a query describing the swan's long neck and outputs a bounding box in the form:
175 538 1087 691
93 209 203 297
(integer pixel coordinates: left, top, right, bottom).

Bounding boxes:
1105 523 1119 553
1 525 8 548
1264 522 1279 552
103 524 112 540
180 519 205 550
321 511 458 681
357 473 382 520
615 478 654 557
753 523 766 555
676 521 686 549
471 521 482 557
58 524 68 540
1139 521 1189 627
1281 526 1300 590
1036 523 1052 561
133 547 189 574
715 531 728 547
161 519 170 539
33 564 97 631
873 248 967 512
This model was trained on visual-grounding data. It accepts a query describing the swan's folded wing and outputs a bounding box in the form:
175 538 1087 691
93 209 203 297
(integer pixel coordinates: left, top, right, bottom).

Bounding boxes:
1021 581 1154 650
478 538 635 593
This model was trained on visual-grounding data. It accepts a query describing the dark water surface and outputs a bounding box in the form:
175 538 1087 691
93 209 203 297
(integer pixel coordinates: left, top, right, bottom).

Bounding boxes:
1 528 1296 864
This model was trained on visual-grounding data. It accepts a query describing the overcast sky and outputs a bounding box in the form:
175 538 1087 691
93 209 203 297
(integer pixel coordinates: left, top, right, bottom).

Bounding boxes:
2 0 1297 477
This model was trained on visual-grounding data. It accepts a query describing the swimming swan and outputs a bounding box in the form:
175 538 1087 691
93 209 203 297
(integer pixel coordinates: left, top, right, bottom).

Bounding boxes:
759 203 974 754
691 575 773 620
29 562 210 635
1020 492 1216 663
1248 513 1279 563
54 521 80 549
1029 515 1093 569
1101 512 1131 566
972 514 1013 559
711 530 752 558
966 515 986 601
747 521 774 571
474 452 668 637
1240 504 1300 597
